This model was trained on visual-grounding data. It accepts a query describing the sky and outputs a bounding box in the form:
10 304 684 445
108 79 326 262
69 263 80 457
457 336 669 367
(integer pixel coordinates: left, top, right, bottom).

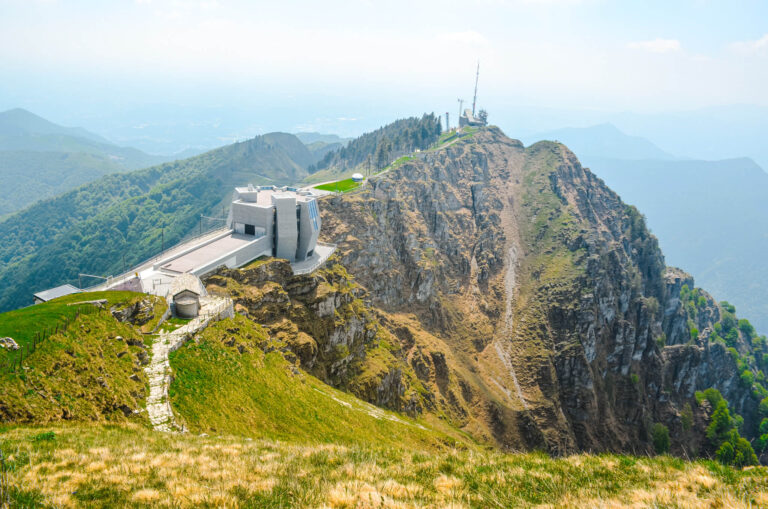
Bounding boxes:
1 0 767 150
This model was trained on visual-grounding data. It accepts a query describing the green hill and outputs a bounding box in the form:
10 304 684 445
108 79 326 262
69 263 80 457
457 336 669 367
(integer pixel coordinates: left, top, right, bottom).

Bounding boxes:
0 108 167 170
0 132 316 312
0 150 126 217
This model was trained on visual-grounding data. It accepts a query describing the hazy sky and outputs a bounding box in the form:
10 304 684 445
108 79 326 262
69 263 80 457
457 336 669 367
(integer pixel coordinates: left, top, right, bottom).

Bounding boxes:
1 0 766 143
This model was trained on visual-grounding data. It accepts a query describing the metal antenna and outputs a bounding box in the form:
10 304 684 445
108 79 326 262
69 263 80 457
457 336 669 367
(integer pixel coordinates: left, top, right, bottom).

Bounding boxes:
458 98 464 119
472 60 480 116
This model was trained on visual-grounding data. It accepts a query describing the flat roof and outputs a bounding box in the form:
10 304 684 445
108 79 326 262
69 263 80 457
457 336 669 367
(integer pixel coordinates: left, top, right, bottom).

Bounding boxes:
33 284 81 302
235 187 317 207
161 233 258 274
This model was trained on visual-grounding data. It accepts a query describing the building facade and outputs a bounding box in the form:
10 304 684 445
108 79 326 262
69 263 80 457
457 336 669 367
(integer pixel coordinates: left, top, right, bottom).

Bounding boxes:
228 185 321 262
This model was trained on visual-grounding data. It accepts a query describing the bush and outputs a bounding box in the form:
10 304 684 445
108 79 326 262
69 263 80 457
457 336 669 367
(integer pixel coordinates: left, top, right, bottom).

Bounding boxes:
681 403 694 432
757 434 768 454
760 418 768 435
651 423 670 454
740 370 755 388
721 314 737 332
696 388 723 408
738 319 756 340
716 441 734 464
690 328 699 341
760 397 768 418
30 431 55 442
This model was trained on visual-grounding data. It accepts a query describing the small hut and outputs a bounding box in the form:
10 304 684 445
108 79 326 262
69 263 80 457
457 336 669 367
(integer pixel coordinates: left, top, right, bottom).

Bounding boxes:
169 274 204 318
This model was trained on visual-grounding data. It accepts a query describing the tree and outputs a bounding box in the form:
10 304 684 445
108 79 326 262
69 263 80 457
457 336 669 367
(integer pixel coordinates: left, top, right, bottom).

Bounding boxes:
477 109 488 125
651 423 670 454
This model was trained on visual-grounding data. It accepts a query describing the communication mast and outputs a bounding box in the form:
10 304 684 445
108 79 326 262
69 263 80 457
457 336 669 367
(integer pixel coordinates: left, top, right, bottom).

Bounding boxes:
472 61 480 116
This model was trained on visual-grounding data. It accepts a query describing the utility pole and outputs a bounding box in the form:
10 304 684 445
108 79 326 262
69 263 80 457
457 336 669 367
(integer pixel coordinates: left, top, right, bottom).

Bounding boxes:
200 214 203 236
445 112 450 131
161 228 164 254
472 60 480 116
457 98 464 119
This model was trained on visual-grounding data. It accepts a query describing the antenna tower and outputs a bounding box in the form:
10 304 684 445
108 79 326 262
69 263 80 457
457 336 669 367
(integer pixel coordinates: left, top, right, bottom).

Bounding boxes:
472 61 480 116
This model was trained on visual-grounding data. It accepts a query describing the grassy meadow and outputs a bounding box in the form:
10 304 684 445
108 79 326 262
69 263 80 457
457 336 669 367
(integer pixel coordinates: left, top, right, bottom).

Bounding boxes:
2 424 767 508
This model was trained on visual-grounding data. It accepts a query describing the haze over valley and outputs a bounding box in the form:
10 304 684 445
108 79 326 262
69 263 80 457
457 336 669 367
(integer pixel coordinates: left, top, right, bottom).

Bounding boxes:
1 1 768 507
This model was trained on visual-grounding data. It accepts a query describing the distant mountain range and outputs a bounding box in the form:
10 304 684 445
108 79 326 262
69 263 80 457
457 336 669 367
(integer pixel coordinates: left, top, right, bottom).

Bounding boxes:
0 108 174 216
528 123 768 334
0 125 343 311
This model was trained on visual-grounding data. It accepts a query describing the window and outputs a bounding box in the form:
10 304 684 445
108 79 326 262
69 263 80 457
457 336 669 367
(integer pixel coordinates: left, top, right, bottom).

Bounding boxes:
244 224 255 235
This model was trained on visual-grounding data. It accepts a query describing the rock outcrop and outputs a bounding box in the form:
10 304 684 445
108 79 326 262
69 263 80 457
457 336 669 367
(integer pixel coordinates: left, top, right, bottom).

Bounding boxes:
314 127 763 456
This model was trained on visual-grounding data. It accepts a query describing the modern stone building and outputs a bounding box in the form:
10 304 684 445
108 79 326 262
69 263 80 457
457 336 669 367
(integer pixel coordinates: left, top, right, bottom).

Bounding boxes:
228 185 321 262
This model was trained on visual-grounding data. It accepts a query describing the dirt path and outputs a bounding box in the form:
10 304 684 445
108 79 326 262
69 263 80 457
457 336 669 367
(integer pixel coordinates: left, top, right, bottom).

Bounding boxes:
145 295 232 432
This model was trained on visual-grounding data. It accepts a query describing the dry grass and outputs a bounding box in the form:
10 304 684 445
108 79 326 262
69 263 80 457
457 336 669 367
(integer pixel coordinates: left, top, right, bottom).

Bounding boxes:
2 424 767 508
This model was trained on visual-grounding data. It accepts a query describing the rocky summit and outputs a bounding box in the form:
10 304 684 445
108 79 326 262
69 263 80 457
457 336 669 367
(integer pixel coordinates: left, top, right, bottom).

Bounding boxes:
308 127 764 458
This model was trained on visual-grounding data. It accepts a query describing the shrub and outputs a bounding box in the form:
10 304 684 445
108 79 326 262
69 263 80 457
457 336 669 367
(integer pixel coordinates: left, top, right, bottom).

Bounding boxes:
696 388 723 409
760 397 768 417
630 374 640 386
760 418 768 435
30 431 55 442
738 319 755 340
681 403 693 432
690 328 699 341
757 434 768 454
716 441 734 464
740 370 755 388
651 423 670 454
656 334 667 349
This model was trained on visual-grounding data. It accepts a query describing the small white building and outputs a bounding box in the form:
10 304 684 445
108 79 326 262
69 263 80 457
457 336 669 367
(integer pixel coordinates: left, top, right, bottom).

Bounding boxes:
169 273 204 318
351 173 364 182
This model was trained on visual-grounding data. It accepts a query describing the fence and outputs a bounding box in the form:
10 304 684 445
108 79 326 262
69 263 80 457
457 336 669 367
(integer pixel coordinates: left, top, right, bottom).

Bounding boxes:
0 304 107 375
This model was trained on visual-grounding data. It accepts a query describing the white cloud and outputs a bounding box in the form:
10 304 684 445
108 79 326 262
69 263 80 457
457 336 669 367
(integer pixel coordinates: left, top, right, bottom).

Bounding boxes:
628 38 681 54
730 33 768 53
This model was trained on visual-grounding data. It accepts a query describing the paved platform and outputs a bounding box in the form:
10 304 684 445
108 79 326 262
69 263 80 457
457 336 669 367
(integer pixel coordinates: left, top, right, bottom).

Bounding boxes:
161 233 257 273
292 243 336 275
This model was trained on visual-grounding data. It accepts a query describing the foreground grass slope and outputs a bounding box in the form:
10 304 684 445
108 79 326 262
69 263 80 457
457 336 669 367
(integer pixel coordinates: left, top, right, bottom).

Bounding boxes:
169 315 452 449
2 424 767 508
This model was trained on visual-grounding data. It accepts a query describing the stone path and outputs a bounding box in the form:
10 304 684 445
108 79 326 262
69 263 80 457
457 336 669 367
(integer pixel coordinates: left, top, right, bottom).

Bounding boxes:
145 295 232 432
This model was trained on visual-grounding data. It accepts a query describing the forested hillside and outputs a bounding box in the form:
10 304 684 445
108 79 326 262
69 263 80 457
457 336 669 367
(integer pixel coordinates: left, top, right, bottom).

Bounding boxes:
0 132 317 311
310 114 441 173
0 108 171 216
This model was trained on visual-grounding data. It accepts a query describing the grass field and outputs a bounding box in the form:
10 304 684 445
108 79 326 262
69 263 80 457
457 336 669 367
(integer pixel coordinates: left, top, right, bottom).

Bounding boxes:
314 178 362 193
0 290 154 364
2 423 767 508
168 315 454 449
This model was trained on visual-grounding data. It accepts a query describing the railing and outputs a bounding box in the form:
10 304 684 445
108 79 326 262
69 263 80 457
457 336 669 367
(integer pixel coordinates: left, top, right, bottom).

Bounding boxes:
292 243 337 275
83 226 232 292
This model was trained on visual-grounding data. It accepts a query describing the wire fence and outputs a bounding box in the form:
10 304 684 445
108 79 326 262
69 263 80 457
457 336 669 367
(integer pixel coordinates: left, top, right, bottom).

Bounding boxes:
0 305 107 375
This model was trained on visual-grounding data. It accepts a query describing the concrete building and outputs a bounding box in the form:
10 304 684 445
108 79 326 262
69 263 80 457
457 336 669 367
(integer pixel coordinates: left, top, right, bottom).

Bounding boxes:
459 108 486 128
228 184 321 262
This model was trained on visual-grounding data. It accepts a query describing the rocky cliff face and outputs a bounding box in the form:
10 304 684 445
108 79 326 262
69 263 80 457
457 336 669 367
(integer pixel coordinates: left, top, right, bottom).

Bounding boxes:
315 127 763 455
205 259 426 415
